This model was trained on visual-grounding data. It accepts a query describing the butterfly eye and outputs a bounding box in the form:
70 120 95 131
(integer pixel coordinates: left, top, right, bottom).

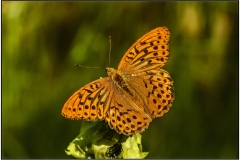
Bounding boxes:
106 68 110 76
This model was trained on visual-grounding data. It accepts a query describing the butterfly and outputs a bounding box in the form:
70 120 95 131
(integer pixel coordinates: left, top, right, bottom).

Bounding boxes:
62 27 174 136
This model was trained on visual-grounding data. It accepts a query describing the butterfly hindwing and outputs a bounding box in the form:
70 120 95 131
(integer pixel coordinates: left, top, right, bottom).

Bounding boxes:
141 69 174 118
122 69 174 119
104 86 152 135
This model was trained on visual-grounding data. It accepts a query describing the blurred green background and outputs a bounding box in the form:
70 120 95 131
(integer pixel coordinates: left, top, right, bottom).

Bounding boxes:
2 2 238 158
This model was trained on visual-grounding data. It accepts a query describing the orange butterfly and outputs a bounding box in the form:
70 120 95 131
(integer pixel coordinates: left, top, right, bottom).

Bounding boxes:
62 27 174 136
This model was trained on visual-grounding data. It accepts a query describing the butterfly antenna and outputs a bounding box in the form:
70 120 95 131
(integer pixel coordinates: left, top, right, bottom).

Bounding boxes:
75 36 111 69
108 36 111 66
74 64 101 68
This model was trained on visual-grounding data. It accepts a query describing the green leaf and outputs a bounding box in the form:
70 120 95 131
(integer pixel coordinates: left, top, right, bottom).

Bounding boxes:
64 120 148 159
122 133 148 158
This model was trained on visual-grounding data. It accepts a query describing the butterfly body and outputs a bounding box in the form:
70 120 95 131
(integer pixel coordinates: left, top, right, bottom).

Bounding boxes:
62 27 174 136
106 67 130 95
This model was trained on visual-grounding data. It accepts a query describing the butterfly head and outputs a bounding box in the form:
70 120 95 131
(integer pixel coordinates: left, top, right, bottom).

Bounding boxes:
106 67 116 77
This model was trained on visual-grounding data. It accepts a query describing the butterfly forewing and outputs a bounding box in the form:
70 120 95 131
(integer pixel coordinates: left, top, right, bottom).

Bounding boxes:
62 78 112 120
118 27 170 73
